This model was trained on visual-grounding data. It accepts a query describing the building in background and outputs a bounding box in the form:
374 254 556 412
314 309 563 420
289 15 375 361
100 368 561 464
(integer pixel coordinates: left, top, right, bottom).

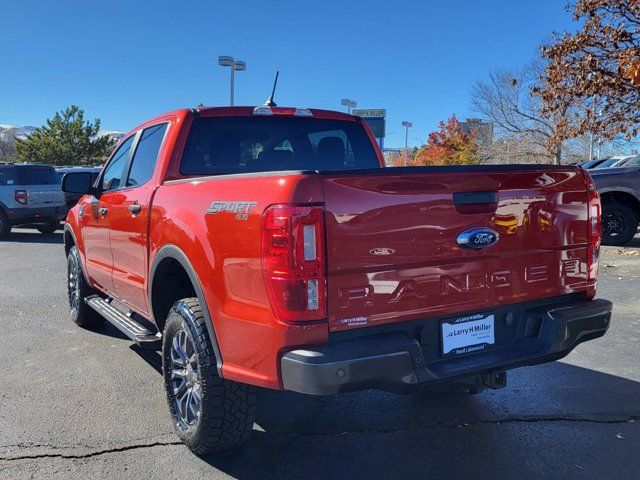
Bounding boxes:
382 147 403 166
460 118 493 146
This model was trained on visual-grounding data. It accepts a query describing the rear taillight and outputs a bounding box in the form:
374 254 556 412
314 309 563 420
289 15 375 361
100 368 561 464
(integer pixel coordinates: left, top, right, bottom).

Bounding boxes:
14 190 28 205
584 172 601 295
262 204 326 324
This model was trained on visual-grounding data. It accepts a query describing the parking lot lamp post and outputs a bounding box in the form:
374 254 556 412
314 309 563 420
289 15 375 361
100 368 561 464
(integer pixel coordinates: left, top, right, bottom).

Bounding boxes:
402 121 412 166
341 98 357 114
219 56 246 106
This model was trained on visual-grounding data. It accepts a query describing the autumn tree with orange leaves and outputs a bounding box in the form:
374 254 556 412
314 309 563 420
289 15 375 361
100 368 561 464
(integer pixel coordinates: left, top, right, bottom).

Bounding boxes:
411 116 479 166
537 0 640 144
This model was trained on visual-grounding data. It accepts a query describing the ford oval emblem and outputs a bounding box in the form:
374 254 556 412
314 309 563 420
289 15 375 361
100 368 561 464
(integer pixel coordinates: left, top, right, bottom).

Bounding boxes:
456 228 499 250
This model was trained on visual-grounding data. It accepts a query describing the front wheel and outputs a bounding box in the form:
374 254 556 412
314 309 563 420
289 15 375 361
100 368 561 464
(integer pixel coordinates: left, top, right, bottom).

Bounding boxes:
162 298 256 454
602 201 638 246
67 246 104 328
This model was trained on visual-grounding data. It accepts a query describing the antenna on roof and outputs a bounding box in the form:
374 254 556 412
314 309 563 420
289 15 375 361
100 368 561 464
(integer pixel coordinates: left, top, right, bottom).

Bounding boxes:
264 71 279 107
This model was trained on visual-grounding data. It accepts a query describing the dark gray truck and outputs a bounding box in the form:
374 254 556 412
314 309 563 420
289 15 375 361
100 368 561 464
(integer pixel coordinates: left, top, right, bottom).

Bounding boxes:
588 164 640 246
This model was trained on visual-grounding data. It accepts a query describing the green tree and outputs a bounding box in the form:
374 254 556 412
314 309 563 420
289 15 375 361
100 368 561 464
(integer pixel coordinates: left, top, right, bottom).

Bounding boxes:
15 105 116 166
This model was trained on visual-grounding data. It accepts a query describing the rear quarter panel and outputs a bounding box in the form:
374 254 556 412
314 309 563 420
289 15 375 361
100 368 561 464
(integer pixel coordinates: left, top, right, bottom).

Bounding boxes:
149 173 327 388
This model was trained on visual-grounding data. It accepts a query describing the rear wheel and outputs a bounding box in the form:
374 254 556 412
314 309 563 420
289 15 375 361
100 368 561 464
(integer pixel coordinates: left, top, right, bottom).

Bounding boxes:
0 210 10 239
36 221 60 234
162 298 256 454
67 246 104 328
602 201 638 246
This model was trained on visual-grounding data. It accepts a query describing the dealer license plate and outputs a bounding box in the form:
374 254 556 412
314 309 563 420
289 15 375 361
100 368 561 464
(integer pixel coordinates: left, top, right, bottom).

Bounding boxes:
441 313 495 358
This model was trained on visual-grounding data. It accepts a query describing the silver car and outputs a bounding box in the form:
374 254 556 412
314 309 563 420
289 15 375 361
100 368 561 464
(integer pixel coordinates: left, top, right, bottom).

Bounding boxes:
0 163 67 238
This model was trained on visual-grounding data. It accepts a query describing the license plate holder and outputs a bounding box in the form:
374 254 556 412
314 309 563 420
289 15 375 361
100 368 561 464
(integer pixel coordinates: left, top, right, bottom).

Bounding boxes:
441 313 496 358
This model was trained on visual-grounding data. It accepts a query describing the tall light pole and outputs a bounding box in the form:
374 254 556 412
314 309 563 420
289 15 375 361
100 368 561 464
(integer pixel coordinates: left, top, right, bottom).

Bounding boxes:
402 121 412 166
341 98 357 114
218 56 246 106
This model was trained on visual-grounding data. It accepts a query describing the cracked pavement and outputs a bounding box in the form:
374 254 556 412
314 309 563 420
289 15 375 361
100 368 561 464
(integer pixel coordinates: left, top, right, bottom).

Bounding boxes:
0 229 638 479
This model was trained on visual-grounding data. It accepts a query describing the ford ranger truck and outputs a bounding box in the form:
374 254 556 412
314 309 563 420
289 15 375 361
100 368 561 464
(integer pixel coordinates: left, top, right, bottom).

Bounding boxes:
61 106 612 454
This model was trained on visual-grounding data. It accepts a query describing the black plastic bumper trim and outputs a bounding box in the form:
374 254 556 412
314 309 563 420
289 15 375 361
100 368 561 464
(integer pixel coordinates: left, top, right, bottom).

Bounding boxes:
281 298 612 395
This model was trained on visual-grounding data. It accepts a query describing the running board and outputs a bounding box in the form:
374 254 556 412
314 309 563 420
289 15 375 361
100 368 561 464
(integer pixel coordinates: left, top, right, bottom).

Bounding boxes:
84 295 161 349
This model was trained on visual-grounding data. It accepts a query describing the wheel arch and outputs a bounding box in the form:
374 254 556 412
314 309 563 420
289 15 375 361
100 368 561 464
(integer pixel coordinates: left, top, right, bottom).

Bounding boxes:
63 224 92 284
149 244 223 376
599 189 640 218
63 225 76 256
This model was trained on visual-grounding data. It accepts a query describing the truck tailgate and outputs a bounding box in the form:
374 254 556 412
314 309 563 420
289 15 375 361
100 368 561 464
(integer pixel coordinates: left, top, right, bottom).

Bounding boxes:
27 185 65 208
321 167 590 332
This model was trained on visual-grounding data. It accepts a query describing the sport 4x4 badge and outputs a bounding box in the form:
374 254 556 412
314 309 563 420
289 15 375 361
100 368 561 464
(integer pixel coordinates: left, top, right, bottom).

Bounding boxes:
206 201 257 221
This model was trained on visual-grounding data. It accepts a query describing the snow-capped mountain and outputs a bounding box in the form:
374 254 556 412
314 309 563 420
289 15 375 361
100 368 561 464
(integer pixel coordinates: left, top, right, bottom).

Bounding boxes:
97 130 125 142
0 125 123 142
0 125 36 140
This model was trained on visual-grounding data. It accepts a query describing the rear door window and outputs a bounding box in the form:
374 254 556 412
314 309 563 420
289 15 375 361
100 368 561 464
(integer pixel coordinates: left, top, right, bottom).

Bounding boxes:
180 116 380 176
126 123 168 187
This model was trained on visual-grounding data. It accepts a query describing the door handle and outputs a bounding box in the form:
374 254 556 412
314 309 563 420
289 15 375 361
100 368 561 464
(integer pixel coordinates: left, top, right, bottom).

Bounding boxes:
128 204 142 215
98 207 109 216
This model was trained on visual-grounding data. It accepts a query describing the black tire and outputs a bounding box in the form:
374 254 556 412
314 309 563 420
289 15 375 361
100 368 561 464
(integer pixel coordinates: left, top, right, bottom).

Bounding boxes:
36 221 60 234
162 298 256 454
67 246 105 328
602 201 638 246
0 210 11 239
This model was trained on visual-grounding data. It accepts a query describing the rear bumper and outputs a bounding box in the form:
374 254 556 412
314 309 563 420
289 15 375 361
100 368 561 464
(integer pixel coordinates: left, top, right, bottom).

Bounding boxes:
7 206 67 225
281 298 612 395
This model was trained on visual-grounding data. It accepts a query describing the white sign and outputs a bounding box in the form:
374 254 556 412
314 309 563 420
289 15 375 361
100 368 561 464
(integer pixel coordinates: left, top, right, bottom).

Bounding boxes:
442 314 495 356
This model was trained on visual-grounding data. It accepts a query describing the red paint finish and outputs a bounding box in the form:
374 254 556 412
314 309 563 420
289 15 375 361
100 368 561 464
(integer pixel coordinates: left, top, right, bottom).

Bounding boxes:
109 184 154 314
322 170 591 332
66 106 597 391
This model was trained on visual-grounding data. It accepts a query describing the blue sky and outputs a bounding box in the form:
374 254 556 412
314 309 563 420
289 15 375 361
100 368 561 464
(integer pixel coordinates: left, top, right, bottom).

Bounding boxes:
0 0 577 148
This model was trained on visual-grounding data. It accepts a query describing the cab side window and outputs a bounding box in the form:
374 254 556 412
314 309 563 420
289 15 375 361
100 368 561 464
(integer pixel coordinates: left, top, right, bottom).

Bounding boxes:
126 123 168 187
101 136 135 191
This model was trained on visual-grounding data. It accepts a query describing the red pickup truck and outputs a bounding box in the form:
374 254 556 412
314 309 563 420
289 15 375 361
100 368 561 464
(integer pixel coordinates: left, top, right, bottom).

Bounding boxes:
61 105 612 454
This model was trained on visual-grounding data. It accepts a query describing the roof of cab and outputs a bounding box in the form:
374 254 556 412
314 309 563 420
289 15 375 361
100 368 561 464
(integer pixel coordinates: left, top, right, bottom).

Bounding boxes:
126 106 359 141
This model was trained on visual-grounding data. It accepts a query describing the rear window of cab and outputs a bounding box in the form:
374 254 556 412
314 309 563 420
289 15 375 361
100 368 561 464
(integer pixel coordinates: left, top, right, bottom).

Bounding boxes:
179 116 381 176
0 165 60 185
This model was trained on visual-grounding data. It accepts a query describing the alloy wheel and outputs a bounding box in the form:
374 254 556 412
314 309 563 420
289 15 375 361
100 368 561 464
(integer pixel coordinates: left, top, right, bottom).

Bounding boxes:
603 211 627 238
68 255 81 316
170 329 202 428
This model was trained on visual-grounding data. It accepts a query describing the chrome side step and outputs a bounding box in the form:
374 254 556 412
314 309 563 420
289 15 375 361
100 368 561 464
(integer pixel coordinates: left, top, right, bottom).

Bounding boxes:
84 295 161 349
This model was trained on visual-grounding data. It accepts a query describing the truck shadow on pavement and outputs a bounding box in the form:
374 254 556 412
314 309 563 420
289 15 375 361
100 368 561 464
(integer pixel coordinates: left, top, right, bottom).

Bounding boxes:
129 347 640 479
2 230 63 244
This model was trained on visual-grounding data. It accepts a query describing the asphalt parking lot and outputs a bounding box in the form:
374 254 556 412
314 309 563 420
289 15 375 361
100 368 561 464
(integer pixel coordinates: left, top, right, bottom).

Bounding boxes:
0 229 638 479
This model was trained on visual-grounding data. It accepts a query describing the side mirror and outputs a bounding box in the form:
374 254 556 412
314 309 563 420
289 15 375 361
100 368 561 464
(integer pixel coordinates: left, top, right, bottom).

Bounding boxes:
62 172 96 195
